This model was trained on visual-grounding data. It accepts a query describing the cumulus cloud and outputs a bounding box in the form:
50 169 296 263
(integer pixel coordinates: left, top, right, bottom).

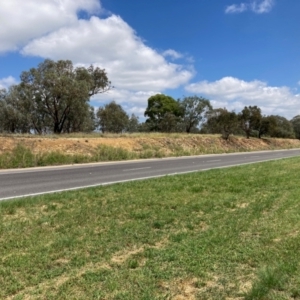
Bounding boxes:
22 15 194 92
225 0 274 14
186 77 300 119
0 76 18 90
0 0 100 53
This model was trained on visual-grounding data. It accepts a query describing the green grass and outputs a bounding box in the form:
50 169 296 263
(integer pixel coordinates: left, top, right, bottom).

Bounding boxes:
1 157 300 299
0 144 138 169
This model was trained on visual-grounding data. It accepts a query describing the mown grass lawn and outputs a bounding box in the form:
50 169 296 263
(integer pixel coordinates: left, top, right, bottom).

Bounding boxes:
1 157 300 299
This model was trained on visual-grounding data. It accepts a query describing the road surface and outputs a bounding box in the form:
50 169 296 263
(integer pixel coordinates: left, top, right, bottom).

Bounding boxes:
1 149 300 201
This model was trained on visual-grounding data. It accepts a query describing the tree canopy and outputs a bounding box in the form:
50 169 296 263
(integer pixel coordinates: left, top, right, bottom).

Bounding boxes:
203 108 238 140
144 94 182 131
97 101 129 133
291 115 300 139
239 106 262 138
1 59 111 134
180 96 212 133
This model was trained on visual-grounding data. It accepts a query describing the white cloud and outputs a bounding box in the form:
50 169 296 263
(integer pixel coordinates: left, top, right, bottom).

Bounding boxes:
225 3 248 14
0 76 18 90
162 49 183 60
251 0 274 13
186 77 300 119
22 15 194 92
0 0 100 53
225 0 274 14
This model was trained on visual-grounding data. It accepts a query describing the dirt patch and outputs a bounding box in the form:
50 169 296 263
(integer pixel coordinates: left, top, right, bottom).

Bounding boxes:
160 277 200 300
111 246 144 265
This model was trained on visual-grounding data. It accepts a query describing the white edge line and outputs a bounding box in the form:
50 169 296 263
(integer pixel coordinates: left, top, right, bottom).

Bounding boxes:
123 167 151 171
0 156 296 203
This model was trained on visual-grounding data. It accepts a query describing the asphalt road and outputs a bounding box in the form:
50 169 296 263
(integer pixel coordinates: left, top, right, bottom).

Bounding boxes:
1 149 300 201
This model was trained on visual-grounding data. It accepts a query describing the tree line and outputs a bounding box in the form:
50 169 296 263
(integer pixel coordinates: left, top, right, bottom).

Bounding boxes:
1 59 300 139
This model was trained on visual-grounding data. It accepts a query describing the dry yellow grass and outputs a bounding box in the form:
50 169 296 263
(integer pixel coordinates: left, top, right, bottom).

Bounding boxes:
0 133 300 157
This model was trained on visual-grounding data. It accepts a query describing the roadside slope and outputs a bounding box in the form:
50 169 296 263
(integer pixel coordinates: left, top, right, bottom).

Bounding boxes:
1 134 300 169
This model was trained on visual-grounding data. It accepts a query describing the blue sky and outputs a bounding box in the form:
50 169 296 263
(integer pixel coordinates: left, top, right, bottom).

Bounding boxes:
0 0 299 120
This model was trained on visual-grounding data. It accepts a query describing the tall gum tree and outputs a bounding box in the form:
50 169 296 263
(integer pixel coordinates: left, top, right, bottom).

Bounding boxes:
18 59 111 134
180 96 212 133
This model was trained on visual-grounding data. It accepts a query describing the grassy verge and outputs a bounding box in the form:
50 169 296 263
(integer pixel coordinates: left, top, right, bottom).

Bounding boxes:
1 157 300 299
0 144 137 169
1 135 300 169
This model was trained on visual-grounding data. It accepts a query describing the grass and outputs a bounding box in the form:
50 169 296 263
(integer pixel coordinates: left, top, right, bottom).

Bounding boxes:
1 157 300 299
0 144 136 169
0 143 223 169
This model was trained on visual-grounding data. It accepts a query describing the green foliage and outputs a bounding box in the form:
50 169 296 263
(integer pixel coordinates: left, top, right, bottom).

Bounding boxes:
144 94 182 131
0 59 111 134
126 114 139 133
180 95 212 133
266 115 295 138
290 115 300 139
202 108 239 139
239 106 262 138
257 115 274 138
97 101 129 133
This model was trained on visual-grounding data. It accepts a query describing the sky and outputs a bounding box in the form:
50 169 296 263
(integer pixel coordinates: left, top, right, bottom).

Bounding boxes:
0 0 299 121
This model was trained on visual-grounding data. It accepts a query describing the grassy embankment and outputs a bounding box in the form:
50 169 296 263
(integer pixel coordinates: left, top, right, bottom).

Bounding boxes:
1 157 300 299
1 133 300 169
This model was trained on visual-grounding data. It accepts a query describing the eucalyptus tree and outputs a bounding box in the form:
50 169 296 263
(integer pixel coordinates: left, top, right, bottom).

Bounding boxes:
202 108 239 140
18 59 111 134
97 101 129 133
0 87 30 133
290 115 300 139
126 114 140 133
239 106 262 138
266 115 295 138
180 96 212 133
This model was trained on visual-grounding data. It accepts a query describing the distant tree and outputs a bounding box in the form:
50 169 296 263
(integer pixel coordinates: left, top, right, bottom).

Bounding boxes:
96 101 129 133
159 112 179 132
63 104 96 133
202 108 238 140
137 122 152 132
144 94 182 131
0 89 6 132
126 114 139 133
239 106 262 138
17 59 111 134
266 115 295 138
290 115 300 139
180 96 212 133
256 115 276 139
0 87 30 133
